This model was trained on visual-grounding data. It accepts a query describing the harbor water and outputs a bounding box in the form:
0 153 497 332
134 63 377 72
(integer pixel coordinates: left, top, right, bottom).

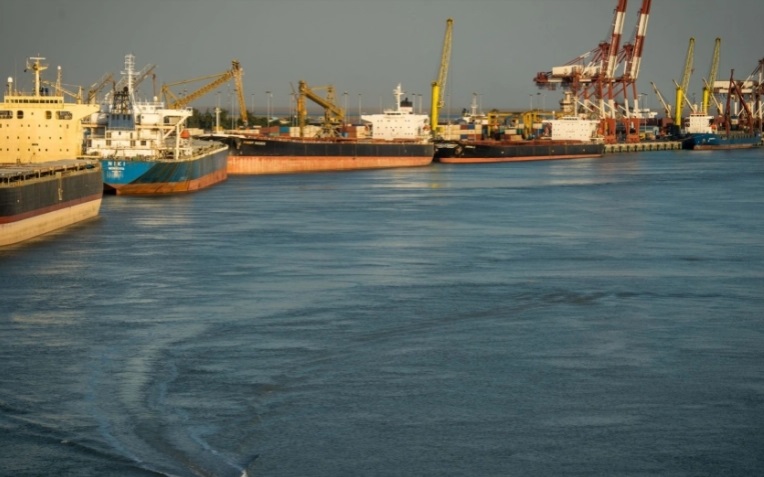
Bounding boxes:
2 149 763 476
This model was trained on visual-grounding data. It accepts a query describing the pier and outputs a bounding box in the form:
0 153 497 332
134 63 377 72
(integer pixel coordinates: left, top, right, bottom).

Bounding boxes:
604 141 683 154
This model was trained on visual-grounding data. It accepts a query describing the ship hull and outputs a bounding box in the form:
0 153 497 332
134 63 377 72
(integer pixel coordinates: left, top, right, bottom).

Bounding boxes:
100 145 228 195
435 140 605 163
0 160 103 246
682 133 762 150
215 136 434 175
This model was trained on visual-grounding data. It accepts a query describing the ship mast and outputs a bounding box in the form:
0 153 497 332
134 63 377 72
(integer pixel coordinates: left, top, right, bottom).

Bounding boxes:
27 56 47 97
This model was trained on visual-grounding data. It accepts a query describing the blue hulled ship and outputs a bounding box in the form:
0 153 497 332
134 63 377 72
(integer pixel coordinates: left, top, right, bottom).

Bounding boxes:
83 54 228 195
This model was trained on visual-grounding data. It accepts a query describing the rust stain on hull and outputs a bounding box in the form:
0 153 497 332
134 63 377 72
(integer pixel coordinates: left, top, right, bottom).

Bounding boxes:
109 169 227 195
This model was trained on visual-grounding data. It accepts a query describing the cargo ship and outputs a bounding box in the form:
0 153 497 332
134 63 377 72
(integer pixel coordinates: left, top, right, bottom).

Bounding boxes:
1 56 103 247
435 115 605 163
681 112 762 150
83 54 228 195
206 84 434 175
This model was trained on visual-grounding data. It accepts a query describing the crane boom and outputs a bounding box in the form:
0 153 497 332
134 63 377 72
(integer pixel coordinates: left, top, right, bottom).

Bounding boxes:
675 37 694 125
162 60 248 126
87 72 114 104
702 38 720 115
650 81 672 117
430 18 453 135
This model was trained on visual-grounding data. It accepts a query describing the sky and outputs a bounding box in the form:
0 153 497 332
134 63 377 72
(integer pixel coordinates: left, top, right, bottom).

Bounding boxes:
2 0 763 116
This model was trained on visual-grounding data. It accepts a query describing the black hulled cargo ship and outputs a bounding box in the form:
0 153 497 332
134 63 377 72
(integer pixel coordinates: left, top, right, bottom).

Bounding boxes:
1 56 102 247
1 160 103 246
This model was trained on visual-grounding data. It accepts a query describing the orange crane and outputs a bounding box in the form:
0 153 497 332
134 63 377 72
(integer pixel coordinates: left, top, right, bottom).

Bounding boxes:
296 80 345 138
533 0 652 144
161 60 248 127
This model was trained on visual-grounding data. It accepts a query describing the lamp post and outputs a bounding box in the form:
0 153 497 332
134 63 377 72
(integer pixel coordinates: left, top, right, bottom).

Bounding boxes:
358 93 362 122
250 93 255 126
265 90 272 127
529 93 534 111
230 89 234 129
343 91 348 126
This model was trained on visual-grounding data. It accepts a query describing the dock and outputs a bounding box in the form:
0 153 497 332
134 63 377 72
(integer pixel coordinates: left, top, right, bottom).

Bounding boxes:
604 141 683 154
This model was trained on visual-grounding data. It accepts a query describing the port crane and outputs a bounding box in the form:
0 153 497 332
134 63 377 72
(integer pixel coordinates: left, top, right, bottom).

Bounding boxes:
674 37 695 127
701 38 721 115
722 69 755 135
743 57 764 131
161 60 247 127
296 80 345 138
533 0 652 143
430 18 453 136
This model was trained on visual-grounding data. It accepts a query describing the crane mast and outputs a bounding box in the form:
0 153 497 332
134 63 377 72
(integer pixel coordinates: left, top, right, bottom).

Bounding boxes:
675 37 694 126
702 38 721 115
430 18 453 136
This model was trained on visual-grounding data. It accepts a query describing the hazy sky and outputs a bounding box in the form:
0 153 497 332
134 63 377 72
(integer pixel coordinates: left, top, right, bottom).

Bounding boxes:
2 0 763 115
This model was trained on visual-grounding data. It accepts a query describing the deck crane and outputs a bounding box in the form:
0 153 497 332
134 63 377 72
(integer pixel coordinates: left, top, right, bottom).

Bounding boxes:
161 60 248 127
430 18 453 136
650 81 672 118
40 64 83 102
106 63 155 102
674 37 694 127
296 80 345 138
86 72 114 104
701 38 721 115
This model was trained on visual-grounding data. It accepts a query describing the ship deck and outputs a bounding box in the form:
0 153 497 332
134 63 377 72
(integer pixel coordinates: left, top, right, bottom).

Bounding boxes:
0 160 101 184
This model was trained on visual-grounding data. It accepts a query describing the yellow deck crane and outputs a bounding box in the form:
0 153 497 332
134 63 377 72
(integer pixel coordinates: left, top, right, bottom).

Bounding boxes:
40 64 83 103
674 37 694 127
430 18 453 136
296 80 345 138
161 60 247 128
701 37 721 115
86 72 114 104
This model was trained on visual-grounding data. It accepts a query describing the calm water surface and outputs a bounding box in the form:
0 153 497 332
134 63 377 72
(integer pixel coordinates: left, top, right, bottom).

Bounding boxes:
2 149 763 476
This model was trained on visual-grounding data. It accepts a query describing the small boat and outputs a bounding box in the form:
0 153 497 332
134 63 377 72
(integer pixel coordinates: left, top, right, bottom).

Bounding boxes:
1 56 102 247
83 54 228 195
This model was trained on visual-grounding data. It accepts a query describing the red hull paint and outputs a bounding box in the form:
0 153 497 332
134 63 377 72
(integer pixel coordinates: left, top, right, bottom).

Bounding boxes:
109 169 227 195
438 154 603 164
227 155 433 175
0 193 102 224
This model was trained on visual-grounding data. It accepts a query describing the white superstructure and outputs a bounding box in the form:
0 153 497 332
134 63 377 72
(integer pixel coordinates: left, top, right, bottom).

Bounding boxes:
543 116 600 142
361 84 430 141
84 54 194 160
